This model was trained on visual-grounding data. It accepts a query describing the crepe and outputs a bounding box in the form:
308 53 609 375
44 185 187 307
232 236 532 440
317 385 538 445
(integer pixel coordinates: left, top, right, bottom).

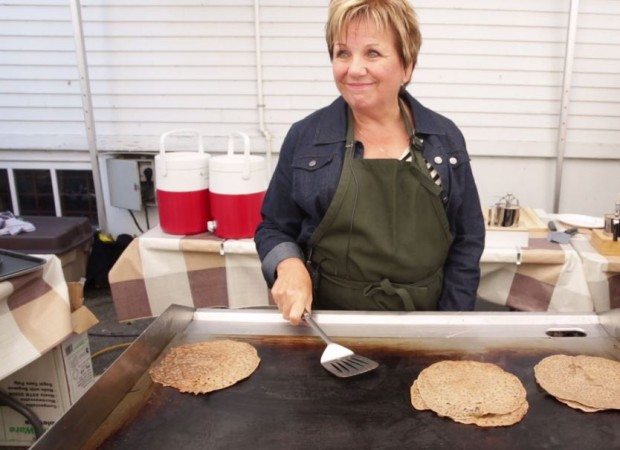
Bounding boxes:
149 340 260 395
534 354 620 412
410 360 528 427
409 380 429 411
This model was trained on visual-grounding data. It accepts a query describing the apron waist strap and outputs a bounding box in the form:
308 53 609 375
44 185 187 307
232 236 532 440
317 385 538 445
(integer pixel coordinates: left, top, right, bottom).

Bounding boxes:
363 279 416 311
317 270 442 311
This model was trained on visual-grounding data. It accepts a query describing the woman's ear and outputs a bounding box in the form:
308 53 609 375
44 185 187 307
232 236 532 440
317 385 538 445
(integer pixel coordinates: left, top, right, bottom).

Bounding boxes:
403 62 414 86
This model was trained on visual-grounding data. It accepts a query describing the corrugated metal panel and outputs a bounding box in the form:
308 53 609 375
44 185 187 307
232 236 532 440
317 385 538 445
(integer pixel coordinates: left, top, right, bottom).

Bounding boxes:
0 0 618 221
76 1 260 151
1 0 617 151
0 0 605 154
0 1 82 149
410 1 570 157
566 0 620 155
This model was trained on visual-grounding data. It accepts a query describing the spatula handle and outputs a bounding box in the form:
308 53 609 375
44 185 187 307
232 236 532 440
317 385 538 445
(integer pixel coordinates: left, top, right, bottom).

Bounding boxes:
302 311 333 345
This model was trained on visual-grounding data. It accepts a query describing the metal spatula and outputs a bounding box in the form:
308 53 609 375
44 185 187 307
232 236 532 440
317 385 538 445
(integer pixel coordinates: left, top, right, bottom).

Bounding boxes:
302 311 379 378
547 220 578 244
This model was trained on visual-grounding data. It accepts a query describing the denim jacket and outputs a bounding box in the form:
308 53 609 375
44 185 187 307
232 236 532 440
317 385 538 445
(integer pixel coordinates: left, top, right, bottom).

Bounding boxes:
255 93 485 311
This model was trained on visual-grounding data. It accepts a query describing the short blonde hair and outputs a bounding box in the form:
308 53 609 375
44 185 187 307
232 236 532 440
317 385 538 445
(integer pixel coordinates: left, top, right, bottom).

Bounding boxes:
326 0 422 77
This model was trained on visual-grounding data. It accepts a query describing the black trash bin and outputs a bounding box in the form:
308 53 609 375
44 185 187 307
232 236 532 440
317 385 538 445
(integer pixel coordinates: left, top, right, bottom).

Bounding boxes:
0 216 94 282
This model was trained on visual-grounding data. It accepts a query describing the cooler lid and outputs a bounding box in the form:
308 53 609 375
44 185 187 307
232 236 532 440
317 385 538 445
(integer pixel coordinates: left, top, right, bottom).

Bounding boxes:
155 152 211 171
209 154 266 173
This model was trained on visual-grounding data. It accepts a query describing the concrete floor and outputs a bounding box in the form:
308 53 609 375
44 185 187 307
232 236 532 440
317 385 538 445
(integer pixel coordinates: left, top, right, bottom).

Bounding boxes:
84 286 155 376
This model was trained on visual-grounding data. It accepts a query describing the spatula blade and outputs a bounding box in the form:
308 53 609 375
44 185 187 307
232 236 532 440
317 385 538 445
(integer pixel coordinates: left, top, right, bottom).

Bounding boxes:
323 354 379 378
303 311 379 378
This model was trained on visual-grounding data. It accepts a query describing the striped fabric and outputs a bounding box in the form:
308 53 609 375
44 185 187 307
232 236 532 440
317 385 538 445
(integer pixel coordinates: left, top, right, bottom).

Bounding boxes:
400 148 442 186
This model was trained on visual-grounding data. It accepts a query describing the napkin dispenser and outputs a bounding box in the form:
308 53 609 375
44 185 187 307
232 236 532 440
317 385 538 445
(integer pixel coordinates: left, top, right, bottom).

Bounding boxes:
592 193 620 254
603 192 620 241
488 193 521 228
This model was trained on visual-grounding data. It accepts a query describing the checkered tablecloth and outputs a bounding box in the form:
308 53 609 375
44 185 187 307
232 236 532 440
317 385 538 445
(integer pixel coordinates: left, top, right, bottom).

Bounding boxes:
478 236 593 312
109 227 271 322
109 226 600 321
0 255 72 380
570 234 620 312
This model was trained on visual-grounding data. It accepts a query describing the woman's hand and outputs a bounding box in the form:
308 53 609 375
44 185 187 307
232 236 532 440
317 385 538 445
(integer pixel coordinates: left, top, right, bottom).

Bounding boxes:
271 258 313 325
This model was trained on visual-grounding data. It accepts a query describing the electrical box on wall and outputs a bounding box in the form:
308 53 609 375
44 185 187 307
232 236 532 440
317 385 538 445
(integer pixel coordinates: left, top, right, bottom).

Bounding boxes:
107 157 156 211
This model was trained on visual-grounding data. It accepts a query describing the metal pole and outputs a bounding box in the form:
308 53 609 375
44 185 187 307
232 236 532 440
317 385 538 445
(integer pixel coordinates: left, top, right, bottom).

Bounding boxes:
69 0 108 231
254 0 274 174
553 0 579 213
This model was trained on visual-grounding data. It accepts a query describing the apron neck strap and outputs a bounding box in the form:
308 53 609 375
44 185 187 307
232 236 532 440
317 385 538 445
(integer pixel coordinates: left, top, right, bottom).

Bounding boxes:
399 98 415 139
345 98 421 155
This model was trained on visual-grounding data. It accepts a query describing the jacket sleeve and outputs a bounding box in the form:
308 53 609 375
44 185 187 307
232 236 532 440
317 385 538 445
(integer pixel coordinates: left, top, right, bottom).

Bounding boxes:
437 134 485 311
254 124 306 287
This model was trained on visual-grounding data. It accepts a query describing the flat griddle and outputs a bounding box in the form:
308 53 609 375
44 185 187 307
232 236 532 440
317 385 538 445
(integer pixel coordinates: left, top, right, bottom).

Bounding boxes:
33 307 620 450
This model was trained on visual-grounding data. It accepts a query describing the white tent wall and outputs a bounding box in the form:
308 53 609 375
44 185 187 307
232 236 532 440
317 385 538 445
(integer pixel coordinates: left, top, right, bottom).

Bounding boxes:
0 0 618 237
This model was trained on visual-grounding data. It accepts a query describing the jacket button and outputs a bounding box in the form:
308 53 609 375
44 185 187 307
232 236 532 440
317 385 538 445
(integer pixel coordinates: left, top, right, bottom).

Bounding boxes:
309 160 317 167
434 156 443 164
449 157 457 165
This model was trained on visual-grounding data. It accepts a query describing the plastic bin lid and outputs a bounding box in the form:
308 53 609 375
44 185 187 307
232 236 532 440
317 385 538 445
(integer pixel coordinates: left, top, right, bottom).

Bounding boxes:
0 216 94 254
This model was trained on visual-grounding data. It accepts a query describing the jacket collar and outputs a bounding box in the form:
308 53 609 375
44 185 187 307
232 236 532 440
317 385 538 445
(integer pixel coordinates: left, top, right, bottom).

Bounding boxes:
314 93 446 146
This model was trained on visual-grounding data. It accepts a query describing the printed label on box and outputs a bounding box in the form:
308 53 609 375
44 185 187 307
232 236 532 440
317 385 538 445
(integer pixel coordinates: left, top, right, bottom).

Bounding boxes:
0 332 94 446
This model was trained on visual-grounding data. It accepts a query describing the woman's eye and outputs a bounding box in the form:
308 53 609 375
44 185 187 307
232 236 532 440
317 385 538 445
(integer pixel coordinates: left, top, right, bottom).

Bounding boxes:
368 49 380 58
335 49 349 58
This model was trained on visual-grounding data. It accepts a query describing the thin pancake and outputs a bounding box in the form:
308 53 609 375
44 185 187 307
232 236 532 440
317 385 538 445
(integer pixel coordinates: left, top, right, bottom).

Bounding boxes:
411 360 528 427
534 354 620 410
453 400 529 427
410 380 429 411
149 340 260 395
417 360 527 419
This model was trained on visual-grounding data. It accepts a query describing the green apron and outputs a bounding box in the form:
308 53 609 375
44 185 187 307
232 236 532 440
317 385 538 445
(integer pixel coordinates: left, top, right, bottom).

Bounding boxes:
307 100 453 311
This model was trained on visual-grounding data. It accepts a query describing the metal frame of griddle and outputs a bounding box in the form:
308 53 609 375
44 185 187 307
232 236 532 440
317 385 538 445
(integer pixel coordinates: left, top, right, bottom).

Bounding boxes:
31 306 620 450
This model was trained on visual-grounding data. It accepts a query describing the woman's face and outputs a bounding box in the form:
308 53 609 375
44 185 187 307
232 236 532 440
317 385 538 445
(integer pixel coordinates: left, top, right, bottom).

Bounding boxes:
332 18 412 114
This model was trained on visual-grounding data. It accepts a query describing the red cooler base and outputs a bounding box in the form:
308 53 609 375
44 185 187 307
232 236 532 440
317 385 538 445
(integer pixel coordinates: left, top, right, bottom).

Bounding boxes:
209 191 265 239
157 189 210 235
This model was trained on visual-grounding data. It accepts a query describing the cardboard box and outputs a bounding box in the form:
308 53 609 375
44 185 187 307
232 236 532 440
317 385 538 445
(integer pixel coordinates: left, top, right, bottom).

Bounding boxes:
0 332 96 446
68 279 99 334
0 280 99 446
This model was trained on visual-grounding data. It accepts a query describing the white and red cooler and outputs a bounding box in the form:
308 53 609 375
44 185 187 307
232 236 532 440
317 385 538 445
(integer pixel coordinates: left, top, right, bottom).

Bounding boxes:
155 129 211 235
208 132 267 239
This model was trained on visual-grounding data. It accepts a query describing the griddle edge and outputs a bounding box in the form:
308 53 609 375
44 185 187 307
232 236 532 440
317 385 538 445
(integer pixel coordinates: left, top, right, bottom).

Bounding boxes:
31 304 194 450
31 306 620 449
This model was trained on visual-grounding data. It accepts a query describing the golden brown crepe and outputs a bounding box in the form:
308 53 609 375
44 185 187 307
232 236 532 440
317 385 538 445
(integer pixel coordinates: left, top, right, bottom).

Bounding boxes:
534 354 620 412
149 340 260 395
411 360 528 427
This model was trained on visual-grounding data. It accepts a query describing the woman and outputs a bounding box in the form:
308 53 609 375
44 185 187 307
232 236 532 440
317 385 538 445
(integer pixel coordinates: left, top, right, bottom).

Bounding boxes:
255 0 485 325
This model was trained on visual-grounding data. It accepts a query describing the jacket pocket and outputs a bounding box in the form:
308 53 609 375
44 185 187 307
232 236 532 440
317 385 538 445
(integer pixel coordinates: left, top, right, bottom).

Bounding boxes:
292 154 334 172
291 154 338 214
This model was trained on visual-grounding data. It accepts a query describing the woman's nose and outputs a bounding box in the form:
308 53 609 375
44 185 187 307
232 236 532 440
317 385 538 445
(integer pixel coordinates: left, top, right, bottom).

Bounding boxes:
348 55 367 75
